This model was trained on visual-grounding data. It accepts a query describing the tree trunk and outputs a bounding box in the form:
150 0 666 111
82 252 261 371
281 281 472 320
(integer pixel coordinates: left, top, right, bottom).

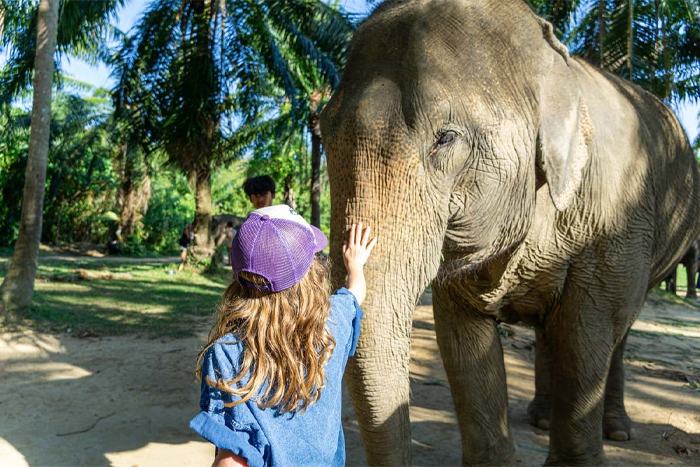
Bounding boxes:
660 14 671 99
118 140 151 238
309 113 322 228
284 172 297 210
627 0 634 80
0 0 59 315
119 175 151 238
598 0 605 66
193 157 213 249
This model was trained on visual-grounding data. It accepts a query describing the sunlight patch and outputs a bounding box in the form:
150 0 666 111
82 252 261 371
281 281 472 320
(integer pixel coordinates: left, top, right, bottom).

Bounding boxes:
105 441 213 467
0 438 29 467
2 362 92 387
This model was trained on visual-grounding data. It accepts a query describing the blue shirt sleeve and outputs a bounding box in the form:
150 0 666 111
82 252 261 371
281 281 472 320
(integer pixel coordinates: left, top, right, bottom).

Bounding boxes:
189 343 270 467
329 287 364 357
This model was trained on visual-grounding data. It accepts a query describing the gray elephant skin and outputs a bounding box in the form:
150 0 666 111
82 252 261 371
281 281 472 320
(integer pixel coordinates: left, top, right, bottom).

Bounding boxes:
320 0 700 465
210 214 245 247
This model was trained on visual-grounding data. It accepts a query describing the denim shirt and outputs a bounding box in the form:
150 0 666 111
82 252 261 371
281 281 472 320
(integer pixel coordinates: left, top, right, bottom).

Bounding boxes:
190 288 363 467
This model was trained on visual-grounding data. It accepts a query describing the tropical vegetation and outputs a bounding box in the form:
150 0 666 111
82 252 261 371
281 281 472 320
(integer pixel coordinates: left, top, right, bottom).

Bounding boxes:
0 0 698 315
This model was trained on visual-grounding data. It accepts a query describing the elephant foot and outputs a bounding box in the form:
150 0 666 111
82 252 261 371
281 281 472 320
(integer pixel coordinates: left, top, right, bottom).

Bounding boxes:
686 292 698 300
604 412 636 441
545 451 606 466
527 396 551 430
462 441 516 466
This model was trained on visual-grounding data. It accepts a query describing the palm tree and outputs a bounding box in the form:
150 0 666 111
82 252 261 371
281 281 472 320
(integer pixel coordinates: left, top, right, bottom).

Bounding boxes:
529 0 700 106
0 0 125 106
120 0 352 249
0 0 126 314
0 0 60 314
109 33 154 240
42 90 116 243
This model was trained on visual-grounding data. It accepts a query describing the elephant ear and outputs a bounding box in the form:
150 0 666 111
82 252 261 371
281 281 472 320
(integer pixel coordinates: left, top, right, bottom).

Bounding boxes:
537 20 593 212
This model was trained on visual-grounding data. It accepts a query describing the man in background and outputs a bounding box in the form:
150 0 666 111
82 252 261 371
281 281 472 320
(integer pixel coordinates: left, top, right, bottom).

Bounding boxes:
243 175 276 209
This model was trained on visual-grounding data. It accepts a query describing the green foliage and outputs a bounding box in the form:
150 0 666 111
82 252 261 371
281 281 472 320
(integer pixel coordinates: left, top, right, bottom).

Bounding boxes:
0 90 119 247
139 169 196 254
120 233 147 257
0 106 31 242
529 0 700 105
0 0 124 105
117 0 352 175
42 93 117 244
212 159 254 217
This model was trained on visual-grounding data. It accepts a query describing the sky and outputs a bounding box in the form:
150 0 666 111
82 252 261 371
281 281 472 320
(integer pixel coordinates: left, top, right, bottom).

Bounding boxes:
22 0 700 142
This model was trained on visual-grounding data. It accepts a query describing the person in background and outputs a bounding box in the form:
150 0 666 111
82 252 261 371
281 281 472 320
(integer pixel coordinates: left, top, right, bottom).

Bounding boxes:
243 175 276 209
178 223 194 271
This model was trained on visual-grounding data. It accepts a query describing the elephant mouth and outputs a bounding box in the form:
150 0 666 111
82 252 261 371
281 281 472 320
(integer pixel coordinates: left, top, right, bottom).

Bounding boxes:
437 241 520 289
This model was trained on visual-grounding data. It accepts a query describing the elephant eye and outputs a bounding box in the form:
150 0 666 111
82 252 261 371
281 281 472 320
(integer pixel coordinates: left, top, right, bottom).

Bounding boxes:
434 131 456 150
428 128 462 159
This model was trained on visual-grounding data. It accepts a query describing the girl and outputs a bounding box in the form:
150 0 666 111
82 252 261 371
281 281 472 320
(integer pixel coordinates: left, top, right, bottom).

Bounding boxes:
190 205 376 467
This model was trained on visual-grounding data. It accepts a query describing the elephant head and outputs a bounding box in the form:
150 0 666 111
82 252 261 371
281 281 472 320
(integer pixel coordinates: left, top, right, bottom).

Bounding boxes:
320 0 592 464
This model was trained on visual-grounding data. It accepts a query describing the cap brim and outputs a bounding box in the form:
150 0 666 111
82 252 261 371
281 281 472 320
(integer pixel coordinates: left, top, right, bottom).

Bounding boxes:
310 226 328 252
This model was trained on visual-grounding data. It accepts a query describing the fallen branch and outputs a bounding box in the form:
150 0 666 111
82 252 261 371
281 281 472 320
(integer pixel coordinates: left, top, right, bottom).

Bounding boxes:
56 412 115 437
37 269 132 282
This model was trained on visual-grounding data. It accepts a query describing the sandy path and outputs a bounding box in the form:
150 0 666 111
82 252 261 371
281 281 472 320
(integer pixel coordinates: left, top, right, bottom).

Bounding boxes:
1 298 699 466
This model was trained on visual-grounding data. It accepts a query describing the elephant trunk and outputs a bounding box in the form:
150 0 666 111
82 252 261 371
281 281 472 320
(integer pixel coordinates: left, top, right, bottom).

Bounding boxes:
345 286 415 465
330 177 443 466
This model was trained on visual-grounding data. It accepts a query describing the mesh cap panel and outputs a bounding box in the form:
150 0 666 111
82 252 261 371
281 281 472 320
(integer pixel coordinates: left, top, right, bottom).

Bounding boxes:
230 207 321 292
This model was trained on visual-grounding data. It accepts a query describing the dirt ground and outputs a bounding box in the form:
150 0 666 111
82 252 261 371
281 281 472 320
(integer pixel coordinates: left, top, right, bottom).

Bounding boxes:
1 295 699 466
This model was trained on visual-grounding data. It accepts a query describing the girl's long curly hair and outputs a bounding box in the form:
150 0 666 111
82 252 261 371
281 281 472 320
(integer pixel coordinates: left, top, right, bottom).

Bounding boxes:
196 256 335 414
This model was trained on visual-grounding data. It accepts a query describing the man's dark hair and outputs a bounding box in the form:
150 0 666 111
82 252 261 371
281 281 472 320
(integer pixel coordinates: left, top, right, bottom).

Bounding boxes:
243 175 276 196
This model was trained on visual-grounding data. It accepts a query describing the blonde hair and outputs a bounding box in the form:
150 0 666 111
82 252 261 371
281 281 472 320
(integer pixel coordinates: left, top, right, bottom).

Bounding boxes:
196 257 335 413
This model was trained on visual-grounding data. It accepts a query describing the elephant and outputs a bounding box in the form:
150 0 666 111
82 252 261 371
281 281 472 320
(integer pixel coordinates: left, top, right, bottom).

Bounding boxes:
210 214 246 248
320 0 700 465
663 239 699 298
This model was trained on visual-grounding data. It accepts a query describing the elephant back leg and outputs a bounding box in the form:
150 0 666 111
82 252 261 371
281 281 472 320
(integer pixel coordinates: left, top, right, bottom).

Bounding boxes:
527 327 553 430
432 283 514 466
603 330 637 441
684 246 698 299
665 268 677 294
686 263 698 298
546 292 618 465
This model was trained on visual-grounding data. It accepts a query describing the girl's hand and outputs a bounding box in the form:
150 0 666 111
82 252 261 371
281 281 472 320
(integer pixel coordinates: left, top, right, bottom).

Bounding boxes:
342 223 377 273
342 223 376 305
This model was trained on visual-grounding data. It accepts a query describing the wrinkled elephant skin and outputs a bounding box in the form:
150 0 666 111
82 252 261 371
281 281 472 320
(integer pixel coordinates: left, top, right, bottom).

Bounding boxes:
210 214 245 248
320 1 700 466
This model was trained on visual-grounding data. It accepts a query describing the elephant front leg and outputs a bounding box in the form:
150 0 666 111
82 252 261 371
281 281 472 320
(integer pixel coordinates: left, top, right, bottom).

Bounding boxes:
433 285 514 466
603 331 636 441
528 327 553 430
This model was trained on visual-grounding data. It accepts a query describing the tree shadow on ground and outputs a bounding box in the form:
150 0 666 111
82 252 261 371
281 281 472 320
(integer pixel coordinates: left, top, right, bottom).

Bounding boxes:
13 275 228 337
2 299 698 466
341 304 700 466
0 329 213 467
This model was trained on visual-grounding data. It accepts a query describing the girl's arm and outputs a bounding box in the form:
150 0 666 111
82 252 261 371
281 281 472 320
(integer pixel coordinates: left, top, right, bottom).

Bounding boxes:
343 222 377 306
212 449 249 467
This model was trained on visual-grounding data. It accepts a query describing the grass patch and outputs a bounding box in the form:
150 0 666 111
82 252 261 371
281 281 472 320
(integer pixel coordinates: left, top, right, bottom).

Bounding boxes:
1 258 231 338
648 285 700 309
3 253 698 338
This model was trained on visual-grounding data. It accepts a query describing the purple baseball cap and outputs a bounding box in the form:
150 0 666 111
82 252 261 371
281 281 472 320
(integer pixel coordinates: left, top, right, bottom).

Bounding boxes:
229 204 328 292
